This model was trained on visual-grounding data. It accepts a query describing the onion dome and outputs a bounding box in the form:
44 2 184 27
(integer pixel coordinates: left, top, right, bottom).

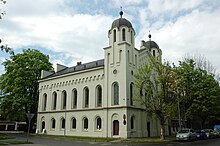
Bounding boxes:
145 41 160 49
111 9 133 29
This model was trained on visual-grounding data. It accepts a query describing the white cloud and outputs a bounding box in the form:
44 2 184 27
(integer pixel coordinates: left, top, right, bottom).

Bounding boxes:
148 0 202 17
1 0 220 77
0 13 113 63
151 8 220 70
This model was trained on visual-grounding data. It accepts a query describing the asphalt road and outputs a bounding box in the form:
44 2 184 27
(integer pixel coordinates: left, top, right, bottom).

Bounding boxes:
4 133 220 146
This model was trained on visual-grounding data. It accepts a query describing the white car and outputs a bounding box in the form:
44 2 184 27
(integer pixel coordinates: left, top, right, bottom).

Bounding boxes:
176 129 197 141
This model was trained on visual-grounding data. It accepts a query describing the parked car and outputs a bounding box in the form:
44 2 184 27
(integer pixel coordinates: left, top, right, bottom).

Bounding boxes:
195 130 207 140
201 129 215 139
213 130 220 138
176 128 197 141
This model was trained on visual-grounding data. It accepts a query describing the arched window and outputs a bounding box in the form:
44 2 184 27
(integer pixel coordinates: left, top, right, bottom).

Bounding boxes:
113 29 116 42
42 93 47 111
96 117 102 130
128 50 130 63
62 90 67 109
113 82 119 105
131 116 135 130
130 83 133 106
135 55 137 66
153 50 156 57
84 87 89 108
131 31 133 43
122 28 126 41
83 117 88 130
52 92 57 110
96 85 102 107
51 118 56 129
72 118 76 129
119 50 122 62
61 118 65 129
72 89 77 109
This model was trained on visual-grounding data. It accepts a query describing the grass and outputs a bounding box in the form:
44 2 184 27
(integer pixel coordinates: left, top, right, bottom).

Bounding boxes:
0 141 33 145
36 134 176 143
36 134 118 142
123 136 176 143
0 133 15 140
0 133 32 145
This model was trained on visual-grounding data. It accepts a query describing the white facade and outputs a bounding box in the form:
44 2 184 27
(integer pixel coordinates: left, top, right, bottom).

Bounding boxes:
36 13 165 138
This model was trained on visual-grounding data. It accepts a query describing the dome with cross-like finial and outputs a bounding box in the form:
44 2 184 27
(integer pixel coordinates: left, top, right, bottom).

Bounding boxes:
111 9 133 29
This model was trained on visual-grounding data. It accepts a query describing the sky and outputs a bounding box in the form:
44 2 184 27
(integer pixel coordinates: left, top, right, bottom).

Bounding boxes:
1 0 220 79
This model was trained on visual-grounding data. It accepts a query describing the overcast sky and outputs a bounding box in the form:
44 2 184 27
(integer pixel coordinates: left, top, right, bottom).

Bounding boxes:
1 0 220 78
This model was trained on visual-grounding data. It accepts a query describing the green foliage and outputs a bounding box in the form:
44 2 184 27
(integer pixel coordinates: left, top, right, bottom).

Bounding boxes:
0 49 53 121
175 59 220 128
134 58 177 139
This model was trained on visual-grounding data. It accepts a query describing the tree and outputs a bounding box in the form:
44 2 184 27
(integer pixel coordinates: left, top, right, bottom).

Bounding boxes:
0 49 53 126
183 53 216 75
175 59 220 128
134 58 177 140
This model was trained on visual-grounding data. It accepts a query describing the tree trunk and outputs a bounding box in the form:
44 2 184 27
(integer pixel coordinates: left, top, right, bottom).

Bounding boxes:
159 117 165 140
160 124 165 140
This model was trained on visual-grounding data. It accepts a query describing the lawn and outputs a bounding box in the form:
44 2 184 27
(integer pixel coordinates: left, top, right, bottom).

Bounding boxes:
0 133 32 145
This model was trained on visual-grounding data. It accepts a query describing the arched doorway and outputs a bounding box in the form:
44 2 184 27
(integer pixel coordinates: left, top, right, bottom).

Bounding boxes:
113 120 119 135
41 121 45 132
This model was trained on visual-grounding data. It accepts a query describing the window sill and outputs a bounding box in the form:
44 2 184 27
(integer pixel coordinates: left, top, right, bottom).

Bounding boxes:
95 129 102 132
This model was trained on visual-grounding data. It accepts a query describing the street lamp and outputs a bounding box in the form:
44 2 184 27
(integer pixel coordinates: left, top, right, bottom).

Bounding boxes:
57 89 66 136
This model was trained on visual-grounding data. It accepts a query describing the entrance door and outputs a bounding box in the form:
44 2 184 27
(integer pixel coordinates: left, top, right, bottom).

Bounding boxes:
41 121 45 132
147 122 150 137
113 120 119 135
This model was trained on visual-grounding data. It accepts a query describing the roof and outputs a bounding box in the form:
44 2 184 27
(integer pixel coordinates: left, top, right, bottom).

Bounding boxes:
111 18 133 29
144 41 160 49
42 59 104 79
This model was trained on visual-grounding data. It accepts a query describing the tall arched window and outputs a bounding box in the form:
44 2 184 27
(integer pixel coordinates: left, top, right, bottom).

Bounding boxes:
42 93 47 111
153 50 156 57
122 28 126 41
113 82 119 105
83 117 88 130
51 118 56 129
131 116 135 130
62 90 67 109
52 92 57 110
113 29 116 42
128 50 130 63
130 83 133 106
84 87 89 108
72 118 76 129
96 85 102 107
61 118 65 129
72 89 77 109
96 117 102 130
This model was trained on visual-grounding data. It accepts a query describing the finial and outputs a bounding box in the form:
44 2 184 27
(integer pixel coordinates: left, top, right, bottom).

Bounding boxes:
148 30 151 41
119 6 123 18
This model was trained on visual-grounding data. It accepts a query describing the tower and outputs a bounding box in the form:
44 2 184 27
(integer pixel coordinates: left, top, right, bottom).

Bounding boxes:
140 32 162 62
103 10 136 108
103 10 138 138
